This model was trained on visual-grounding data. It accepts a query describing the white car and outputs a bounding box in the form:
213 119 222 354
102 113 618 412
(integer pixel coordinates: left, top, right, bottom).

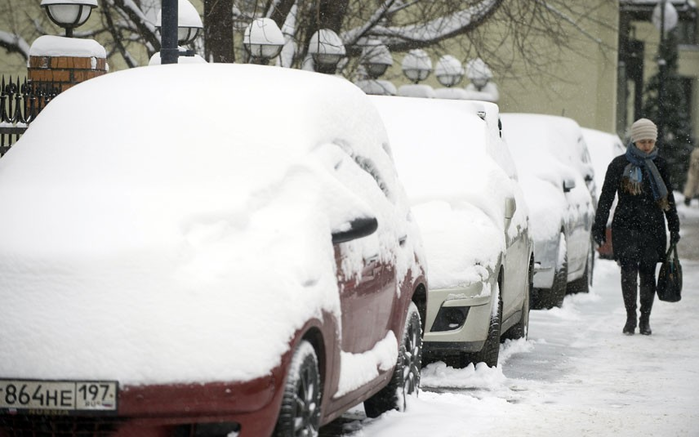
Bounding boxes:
371 96 534 368
582 127 626 259
501 113 596 308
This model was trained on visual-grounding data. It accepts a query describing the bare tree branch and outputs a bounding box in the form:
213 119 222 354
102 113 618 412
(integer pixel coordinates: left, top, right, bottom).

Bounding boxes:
0 0 619 86
364 0 505 51
0 31 30 61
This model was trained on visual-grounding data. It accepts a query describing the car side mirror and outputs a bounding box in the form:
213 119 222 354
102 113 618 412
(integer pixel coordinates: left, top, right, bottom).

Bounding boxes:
504 197 517 220
332 217 378 244
563 178 576 193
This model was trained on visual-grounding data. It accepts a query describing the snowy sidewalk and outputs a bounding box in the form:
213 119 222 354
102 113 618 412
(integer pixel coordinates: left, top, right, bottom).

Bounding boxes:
347 258 699 437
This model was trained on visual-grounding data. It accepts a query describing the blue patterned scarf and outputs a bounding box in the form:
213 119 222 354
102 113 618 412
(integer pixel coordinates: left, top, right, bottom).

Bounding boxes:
623 143 669 210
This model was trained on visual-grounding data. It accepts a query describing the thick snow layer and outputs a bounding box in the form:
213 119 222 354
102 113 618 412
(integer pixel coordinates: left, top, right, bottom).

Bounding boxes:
148 51 207 64
501 113 594 243
336 332 398 398
29 35 106 58
0 64 422 389
370 96 523 289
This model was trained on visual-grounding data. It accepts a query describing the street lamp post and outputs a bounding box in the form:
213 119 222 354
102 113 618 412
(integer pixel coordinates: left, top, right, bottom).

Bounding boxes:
354 41 396 96
154 0 203 64
435 55 465 88
160 0 179 65
40 0 98 38
308 29 345 74
653 0 678 143
401 49 432 84
658 0 667 143
362 43 393 79
243 18 284 65
464 58 499 102
398 50 435 98
434 55 469 100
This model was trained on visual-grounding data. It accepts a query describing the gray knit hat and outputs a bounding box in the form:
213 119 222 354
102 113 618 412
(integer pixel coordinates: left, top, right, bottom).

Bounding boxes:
630 118 658 143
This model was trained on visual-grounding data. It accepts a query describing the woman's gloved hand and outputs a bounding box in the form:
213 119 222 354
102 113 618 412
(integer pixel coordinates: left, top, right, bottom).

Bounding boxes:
592 225 606 246
671 231 681 245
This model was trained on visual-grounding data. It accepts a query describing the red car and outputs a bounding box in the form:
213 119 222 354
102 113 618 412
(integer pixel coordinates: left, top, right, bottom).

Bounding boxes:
0 64 427 436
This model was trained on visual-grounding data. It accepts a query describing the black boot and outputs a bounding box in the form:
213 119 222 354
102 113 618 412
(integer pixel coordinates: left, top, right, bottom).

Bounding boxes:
639 315 652 335
623 316 637 335
620 267 639 335
639 271 655 335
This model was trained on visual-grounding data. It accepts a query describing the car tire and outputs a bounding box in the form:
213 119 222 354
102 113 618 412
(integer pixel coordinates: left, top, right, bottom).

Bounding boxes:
537 233 568 309
503 257 533 340
364 302 422 418
568 238 594 294
468 288 502 367
274 340 321 437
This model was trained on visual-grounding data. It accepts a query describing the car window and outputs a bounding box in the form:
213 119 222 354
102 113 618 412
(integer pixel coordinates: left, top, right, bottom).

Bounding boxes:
319 142 394 204
578 137 593 165
353 155 392 200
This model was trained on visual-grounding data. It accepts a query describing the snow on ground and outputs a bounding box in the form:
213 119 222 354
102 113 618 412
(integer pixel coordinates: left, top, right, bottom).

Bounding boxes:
338 224 699 436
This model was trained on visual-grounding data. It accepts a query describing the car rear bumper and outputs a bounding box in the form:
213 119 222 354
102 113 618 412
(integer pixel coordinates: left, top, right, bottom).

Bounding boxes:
0 376 282 437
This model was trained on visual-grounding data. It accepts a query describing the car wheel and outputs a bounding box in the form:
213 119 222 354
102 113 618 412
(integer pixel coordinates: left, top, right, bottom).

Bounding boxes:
568 238 594 294
503 258 533 340
364 302 422 418
465 286 502 368
537 233 568 309
274 340 321 437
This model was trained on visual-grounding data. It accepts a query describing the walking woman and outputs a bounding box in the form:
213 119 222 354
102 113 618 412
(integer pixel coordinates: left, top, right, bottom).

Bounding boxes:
592 118 680 336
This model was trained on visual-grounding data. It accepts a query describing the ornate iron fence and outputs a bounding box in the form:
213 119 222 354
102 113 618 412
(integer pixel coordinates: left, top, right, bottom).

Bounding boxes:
0 76 60 157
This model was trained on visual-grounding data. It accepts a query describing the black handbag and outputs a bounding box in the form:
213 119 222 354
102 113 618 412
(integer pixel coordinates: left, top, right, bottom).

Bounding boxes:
657 243 682 302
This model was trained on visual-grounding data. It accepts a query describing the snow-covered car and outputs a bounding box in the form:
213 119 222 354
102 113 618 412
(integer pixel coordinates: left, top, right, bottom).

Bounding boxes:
371 96 533 368
582 127 626 259
501 113 596 309
0 64 428 437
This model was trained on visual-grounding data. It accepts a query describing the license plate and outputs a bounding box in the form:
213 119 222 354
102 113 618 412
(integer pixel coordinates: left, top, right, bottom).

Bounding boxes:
0 379 118 414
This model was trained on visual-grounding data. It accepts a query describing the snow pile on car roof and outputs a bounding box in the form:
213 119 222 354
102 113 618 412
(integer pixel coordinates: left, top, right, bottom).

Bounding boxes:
501 113 594 242
0 64 421 385
371 96 516 289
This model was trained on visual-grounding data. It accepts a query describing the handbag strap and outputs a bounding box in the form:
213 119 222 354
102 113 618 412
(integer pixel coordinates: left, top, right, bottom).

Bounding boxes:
665 243 678 261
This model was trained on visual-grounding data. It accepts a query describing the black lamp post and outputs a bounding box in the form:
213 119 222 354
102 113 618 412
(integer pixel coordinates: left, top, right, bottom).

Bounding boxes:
658 0 667 143
160 0 179 65
156 0 203 63
653 0 678 143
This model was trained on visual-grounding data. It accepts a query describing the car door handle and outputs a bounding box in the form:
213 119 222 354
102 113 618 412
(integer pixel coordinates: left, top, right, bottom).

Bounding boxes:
398 235 407 246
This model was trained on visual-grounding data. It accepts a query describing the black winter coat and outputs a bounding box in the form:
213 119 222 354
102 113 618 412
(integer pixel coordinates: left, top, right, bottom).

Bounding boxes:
593 153 680 264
